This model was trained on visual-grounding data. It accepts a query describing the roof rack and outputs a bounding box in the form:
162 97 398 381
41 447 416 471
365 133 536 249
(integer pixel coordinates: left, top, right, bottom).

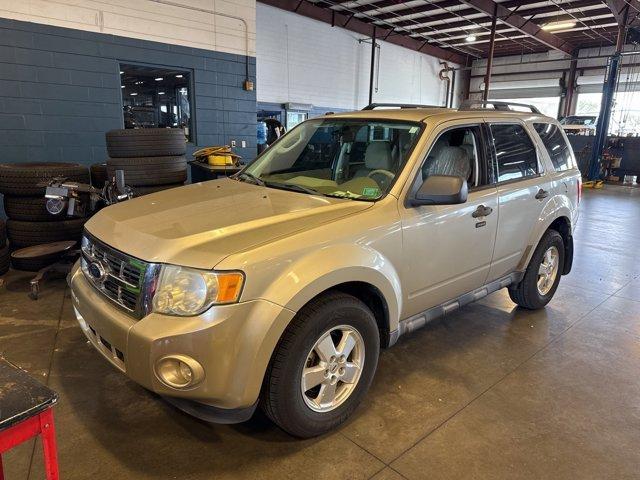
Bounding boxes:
458 100 541 114
362 103 445 110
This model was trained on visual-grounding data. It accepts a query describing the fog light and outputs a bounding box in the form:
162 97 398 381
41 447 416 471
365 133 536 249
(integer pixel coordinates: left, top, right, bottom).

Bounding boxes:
155 355 204 389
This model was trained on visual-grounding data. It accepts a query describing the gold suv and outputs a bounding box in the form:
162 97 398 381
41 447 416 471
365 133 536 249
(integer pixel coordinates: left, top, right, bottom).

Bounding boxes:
70 102 581 437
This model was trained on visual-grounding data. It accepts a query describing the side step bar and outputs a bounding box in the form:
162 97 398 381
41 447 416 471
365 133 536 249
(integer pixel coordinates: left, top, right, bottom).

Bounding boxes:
388 272 524 346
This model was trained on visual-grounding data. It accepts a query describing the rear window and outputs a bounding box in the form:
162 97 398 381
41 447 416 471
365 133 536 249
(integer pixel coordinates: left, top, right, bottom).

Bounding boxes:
490 124 539 183
534 123 575 171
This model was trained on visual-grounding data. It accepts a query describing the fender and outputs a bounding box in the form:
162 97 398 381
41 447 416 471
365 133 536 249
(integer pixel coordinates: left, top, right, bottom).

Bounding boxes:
260 243 403 333
517 194 573 272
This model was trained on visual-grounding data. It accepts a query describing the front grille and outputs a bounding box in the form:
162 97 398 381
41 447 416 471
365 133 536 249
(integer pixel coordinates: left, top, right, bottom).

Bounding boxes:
81 233 157 318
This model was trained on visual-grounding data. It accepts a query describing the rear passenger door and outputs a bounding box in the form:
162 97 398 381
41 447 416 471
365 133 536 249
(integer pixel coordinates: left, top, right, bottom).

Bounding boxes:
485 121 551 282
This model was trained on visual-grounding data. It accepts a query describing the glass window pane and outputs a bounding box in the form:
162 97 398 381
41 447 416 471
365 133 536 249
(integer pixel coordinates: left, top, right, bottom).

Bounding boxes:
420 127 480 188
120 64 192 141
534 123 574 171
490 124 538 182
245 119 422 200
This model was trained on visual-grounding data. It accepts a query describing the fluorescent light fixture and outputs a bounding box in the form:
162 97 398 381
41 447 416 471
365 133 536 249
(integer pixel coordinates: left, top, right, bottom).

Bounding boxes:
121 85 125 89
119 71 124 74
175 74 183 78
130 92 138 96
465 35 477 42
158 91 165 95
542 20 576 31
155 77 163 81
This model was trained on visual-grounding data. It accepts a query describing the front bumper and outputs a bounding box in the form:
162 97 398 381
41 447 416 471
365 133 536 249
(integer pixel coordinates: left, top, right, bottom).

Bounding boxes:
69 261 295 416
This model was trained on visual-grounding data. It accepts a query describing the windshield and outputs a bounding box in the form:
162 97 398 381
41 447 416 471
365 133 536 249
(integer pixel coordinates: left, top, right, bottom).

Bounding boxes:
561 116 596 126
241 118 422 200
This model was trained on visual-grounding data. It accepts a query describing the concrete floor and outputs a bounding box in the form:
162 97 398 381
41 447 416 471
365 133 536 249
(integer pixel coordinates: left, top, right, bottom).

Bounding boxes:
1 185 640 480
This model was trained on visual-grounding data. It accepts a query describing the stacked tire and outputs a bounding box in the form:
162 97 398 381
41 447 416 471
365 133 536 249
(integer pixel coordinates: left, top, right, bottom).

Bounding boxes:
0 162 89 271
105 128 187 196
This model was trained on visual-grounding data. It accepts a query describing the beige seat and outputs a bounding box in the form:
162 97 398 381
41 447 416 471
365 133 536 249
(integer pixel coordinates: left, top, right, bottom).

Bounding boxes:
423 146 471 180
354 142 393 178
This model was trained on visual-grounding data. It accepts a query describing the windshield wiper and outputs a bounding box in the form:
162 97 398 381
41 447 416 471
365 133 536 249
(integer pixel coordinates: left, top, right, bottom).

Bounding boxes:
263 181 321 195
236 172 265 186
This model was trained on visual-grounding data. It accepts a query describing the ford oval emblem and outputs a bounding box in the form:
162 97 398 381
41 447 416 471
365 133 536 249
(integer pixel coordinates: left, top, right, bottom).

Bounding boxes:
88 261 107 282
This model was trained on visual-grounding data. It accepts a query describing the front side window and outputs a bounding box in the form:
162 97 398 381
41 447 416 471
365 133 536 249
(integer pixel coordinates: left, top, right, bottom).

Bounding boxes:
420 126 481 188
242 118 422 200
120 63 193 141
534 123 575 171
490 124 538 183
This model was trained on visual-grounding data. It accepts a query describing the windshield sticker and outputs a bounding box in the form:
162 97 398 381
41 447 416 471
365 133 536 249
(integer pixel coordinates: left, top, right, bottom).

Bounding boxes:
362 187 380 197
409 126 419 134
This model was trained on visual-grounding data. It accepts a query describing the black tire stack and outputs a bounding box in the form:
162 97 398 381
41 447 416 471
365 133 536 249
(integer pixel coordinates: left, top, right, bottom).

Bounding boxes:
105 129 187 196
0 162 89 271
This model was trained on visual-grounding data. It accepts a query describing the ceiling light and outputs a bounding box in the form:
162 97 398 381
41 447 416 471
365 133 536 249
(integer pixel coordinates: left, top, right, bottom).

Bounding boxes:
119 71 124 74
158 91 165 95
175 74 183 78
130 92 138 96
542 20 576 31
121 85 125 88
465 35 477 42
155 77 163 81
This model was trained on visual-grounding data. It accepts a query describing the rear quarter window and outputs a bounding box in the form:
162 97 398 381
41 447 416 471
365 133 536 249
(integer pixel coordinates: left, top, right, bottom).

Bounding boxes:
534 123 575 171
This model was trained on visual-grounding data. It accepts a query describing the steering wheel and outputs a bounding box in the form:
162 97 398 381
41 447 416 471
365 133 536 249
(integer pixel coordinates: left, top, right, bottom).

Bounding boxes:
367 169 395 180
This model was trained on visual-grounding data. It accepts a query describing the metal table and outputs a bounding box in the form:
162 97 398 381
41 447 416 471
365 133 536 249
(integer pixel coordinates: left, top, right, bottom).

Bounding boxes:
0 358 59 479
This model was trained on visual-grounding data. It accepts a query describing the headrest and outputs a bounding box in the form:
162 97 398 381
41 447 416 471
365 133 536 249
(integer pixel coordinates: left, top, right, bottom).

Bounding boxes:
364 142 392 170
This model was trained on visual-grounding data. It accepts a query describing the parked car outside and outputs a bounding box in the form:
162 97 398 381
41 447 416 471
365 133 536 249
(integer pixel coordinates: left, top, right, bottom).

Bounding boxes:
560 115 597 135
70 103 581 437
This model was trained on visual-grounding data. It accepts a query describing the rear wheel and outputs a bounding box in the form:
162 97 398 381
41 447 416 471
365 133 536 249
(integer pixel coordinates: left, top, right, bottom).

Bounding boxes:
509 229 564 309
262 291 379 438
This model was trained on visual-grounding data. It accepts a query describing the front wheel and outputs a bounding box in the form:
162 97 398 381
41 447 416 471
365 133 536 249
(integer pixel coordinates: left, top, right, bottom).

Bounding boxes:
509 229 564 310
261 291 380 438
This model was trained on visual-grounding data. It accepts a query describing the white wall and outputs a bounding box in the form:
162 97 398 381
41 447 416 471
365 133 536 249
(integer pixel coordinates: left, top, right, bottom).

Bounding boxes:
0 0 255 57
256 3 463 110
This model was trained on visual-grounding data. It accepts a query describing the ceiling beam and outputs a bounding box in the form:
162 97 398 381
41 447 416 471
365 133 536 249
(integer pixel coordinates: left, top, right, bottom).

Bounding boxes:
258 0 468 64
605 0 640 25
459 0 575 55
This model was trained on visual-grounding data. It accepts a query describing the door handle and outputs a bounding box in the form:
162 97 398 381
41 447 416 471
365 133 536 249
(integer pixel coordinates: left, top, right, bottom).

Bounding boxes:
535 189 549 200
472 205 493 218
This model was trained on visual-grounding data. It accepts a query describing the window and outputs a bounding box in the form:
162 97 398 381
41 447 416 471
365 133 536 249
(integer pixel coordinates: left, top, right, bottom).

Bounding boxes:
120 64 193 141
577 91 640 136
420 127 481 188
534 123 574 171
244 119 421 200
490 124 538 182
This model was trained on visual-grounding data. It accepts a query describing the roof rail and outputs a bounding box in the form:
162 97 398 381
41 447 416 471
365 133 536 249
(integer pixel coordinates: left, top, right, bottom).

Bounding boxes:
458 100 541 114
362 103 445 110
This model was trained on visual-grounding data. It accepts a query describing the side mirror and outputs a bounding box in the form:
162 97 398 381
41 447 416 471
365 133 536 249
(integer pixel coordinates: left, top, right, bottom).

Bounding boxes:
411 175 468 206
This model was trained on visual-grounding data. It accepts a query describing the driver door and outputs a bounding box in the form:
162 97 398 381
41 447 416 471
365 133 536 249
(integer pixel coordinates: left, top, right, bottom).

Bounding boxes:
399 121 499 316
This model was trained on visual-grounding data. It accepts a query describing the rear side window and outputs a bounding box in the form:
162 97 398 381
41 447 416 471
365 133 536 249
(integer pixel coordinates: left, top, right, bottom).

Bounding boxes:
490 124 538 183
534 123 575 171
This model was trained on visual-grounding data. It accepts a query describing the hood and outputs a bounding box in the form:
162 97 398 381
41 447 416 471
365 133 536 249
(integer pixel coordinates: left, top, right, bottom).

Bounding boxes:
85 178 372 269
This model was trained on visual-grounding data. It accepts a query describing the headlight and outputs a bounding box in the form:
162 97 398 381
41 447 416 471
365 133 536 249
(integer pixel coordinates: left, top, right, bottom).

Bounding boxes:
152 265 244 316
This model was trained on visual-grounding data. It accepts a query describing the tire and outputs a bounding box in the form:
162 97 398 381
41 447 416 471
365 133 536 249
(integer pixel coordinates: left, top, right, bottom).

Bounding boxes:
0 219 6 247
0 244 9 275
261 291 380 438
0 163 89 196
91 163 109 187
106 156 187 186
6 218 85 248
132 183 185 196
106 128 186 158
10 250 65 272
508 229 565 310
3 196 70 222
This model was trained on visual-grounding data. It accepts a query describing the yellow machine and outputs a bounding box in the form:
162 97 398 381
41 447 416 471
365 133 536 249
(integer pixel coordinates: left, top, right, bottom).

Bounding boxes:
192 146 242 166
